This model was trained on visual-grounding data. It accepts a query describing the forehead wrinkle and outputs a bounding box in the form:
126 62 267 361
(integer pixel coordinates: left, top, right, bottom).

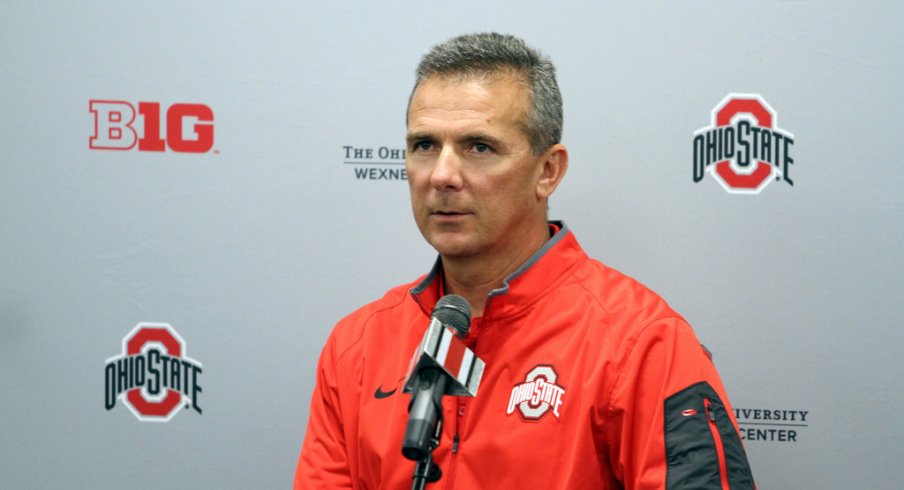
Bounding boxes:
409 104 496 126
407 110 493 140
409 77 525 116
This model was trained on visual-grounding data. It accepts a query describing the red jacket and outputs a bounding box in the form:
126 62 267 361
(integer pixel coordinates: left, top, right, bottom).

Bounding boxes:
295 223 754 489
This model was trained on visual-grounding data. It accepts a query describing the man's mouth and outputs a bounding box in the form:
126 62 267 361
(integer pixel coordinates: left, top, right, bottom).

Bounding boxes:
431 209 471 220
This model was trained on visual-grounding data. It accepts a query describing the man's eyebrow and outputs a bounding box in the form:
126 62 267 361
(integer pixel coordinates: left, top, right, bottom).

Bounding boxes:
406 132 433 143
457 132 502 146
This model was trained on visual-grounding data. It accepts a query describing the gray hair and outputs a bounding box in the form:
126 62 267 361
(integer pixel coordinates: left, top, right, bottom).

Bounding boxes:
409 32 563 155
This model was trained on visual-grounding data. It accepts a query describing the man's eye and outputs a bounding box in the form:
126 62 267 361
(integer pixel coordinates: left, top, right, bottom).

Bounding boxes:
414 141 433 151
473 143 491 153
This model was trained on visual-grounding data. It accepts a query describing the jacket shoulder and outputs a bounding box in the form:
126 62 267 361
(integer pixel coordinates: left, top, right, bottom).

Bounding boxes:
571 258 684 328
325 279 423 361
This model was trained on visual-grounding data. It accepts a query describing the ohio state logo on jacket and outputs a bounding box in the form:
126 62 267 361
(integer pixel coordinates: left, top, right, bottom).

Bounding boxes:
506 364 567 421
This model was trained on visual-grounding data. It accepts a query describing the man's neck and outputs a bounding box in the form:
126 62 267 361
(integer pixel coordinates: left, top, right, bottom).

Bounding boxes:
440 223 551 318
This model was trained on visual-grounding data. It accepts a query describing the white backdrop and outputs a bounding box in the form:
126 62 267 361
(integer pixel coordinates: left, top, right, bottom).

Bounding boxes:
1 1 902 488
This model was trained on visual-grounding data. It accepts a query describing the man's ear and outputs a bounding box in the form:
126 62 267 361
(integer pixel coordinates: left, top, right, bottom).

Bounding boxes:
536 143 569 200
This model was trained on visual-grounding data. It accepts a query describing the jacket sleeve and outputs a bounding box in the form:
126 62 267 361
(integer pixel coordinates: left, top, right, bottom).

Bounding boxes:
294 334 355 489
603 317 755 490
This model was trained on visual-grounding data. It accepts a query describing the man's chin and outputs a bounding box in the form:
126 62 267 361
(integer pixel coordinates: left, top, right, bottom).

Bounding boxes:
426 234 479 259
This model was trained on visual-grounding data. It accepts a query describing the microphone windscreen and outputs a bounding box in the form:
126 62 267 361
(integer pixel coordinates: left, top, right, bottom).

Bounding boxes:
432 295 471 337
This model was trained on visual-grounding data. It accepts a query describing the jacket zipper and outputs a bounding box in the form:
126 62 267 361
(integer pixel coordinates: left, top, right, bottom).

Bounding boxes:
704 398 731 490
442 398 465 489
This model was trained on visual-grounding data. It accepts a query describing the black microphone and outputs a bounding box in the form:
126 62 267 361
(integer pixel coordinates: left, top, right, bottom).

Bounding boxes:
401 295 483 461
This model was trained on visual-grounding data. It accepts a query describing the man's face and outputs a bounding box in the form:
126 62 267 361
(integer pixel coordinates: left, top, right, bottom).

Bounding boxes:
405 75 548 260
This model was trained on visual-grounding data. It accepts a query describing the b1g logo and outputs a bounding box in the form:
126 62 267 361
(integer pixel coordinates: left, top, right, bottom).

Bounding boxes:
506 365 566 421
104 322 203 422
89 100 214 153
693 94 795 194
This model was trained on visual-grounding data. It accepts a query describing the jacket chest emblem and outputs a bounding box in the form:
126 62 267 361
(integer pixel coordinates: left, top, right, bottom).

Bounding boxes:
506 364 566 421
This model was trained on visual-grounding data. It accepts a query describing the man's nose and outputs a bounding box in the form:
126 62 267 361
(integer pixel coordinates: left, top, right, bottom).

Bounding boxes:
430 146 464 191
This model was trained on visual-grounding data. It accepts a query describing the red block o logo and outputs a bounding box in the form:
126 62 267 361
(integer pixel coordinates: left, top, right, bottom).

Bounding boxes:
712 97 775 192
124 326 184 420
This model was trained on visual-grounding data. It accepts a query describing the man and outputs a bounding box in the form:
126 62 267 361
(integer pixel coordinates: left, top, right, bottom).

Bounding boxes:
295 33 755 489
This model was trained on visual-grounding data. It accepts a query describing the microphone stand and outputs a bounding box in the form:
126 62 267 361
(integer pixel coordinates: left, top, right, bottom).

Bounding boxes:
411 419 443 490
